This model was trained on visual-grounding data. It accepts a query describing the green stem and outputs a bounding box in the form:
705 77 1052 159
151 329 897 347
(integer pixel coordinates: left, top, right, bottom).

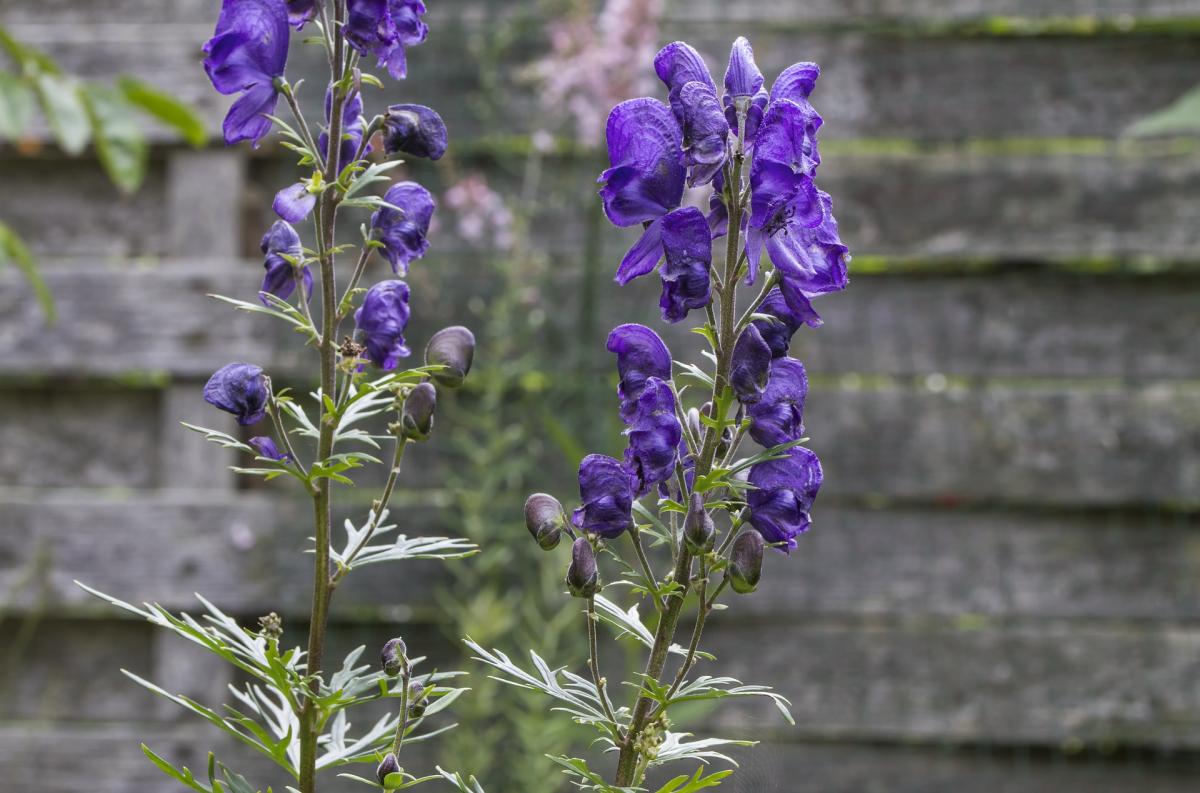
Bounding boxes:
332 436 408 584
627 528 663 612
586 597 622 738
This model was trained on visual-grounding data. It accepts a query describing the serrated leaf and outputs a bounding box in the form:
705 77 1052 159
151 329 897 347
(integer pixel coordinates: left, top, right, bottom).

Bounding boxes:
118 76 207 146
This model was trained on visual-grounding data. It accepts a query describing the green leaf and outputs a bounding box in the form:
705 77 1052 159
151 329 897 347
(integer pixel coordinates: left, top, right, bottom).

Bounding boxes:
141 744 213 792
118 76 208 146
0 72 35 140
0 221 54 321
34 73 90 154
653 766 732 793
1127 83 1200 138
82 85 147 194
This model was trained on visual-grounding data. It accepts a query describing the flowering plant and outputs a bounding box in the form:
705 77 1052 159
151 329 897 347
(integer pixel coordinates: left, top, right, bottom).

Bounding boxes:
80 1 483 791
473 36 849 790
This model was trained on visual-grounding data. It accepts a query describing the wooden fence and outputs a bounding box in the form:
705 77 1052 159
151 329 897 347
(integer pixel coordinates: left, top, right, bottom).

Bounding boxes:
1 1 1199 791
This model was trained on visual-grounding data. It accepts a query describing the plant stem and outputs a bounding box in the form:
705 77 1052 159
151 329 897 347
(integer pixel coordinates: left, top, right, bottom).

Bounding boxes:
586 597 622 739
333 435 408 584
627 528 663 612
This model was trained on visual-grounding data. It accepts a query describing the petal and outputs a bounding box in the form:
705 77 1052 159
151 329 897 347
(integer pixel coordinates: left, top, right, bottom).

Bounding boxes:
771 62 821 104
272 182 316 223
599 98 685 226
615 216 666 285
724 36 764 98
654 41 716 97
222 82 280 146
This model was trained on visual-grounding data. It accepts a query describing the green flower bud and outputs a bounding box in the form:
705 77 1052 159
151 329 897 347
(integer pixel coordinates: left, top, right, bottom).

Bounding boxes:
381 637 408 677
683 492 714 554
566 537 600 598
401 382 437 441
407 680 430 719
425 326 475 388
524 493 565 551
727 529 764 594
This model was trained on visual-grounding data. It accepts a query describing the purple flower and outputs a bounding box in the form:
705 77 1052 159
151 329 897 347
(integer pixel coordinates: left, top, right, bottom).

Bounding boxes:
272 183 317 224
204 363 268 425
771 61 821 106
747 447 823 552
202 0 290 147
259 220 312 304
747 357 808 447
623 378 682 497
345 0 429 80
653 41 716 120
571 454 634 539
752 286 821 357
355 280 411 370
723 37 769 141
285 0 316 29
319 86 369 171
606 324 672 422
730 324 772 405
598 99 686 281
653 42 726 186
249 435 289 461
776 276 827 330
382 104 447 160
371 182 434 276
658 207 712 322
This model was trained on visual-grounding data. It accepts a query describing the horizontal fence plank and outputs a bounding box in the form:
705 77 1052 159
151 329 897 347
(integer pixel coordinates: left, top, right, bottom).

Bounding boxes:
674 1 1200 26
5 495 1198 623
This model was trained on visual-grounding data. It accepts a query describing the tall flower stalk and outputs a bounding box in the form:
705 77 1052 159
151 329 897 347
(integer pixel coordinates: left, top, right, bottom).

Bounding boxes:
472 36 849 790
81 2 482 791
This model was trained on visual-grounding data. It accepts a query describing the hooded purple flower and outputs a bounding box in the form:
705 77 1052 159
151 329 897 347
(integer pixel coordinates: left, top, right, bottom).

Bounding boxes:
382 103 447 160
571 454 634 539
751 286 821 357
249 435 289 461
345 0 429 80
371 182 434 275
747 357 808 448
623 378 683 497
598 99 686 281
606 324 672 422
204 363 268 425
285 0 316 29
747 447 823 552
259 220 312 304
658 207 712 322
203 0 290 147
355 280 411 370
654 42 727 186
723 37 769 141
730 324 772 405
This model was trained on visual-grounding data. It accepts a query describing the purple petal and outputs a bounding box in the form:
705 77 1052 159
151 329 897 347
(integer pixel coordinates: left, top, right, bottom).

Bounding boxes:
598 98 685 227
771 62 821 104
354 280 412 370
607 324 673 422
724 36 765 99
730 324 773 405
615 217 665 285
273 182 317 223
658 207 712 323
204 362 268 426
221 81 280 147
371 181 435 276
747 357 808 447
572 453 634 538
382 103 447 160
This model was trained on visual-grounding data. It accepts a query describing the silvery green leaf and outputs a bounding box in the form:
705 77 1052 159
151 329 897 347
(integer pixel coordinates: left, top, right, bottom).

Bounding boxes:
667 675 793 725
650 733 754 768
592 595 709 660
343 160 404 199
652 766 733 793
338 534 477 571
466 640 611 728
435 767 488 793
545 755 641 792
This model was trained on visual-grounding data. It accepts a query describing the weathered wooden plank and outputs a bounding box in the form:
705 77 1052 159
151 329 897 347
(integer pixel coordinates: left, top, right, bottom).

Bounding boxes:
5 495 1198 622
167 149 247 259
694 616 1200 749
676 1 1200 26
0 387 160 488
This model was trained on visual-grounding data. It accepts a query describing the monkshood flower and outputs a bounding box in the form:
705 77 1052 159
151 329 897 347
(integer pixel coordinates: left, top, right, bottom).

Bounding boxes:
371 182 435 275
607 324 672 422
571 454 634 539
746 446 823 552
259 220 311 304
752 286 821 357
204 363 268 425
729 324 772 405
658 207 712 321
274 87 370 222
425 326 476 388
623 377 682 496
599 99 685 281
249 435 289 461
202 0 290 147
345 0 429 80
723 36 768 141
383 104 447 160
654 42 727 186
746 357 807 447
566 537 601 598
354 280 411 370
285 0 316 29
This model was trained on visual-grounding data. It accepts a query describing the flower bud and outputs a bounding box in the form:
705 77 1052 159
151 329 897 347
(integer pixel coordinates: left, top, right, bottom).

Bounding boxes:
727 529 764 594
407 680 430 719
376 752 400 785
401 382 437 441
524 493 565 551
382 103 448 160
425 326 475 388
566 537 600 598
686 407 703 444
683 492 714 554
381 637 408 677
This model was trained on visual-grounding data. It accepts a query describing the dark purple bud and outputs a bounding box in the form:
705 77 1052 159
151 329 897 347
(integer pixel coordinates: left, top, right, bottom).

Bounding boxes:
571 454 634 539
204 363 268 426
249 436 289 461
724 37 765 100
345 0 429 80
659 207 712 323
401 382 437 442
381 636 408 677
383 104 448 160
747 357 808 448
376 753 401 786
623 378 682 497
566 537 600 598
676 80 728 187
202 0 289 147
407 680 430 719
727 529 765 594
751 287 820 358
371 182 434 277
259 220 312 305
730 324 772 405
606 324 672 423
747 447 823 552
318 85 369 169
424 326 475 388
524 493 565 551
683 492 714 554
355 281 411 370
